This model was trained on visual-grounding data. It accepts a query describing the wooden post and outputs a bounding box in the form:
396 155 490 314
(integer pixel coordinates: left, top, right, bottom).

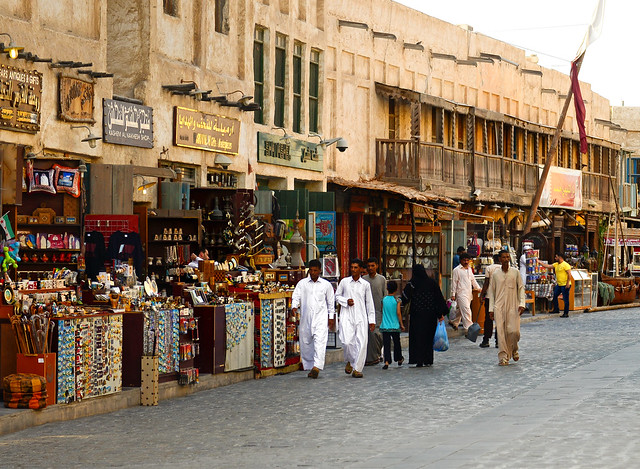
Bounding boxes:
524 52 585 234
382 197 388 277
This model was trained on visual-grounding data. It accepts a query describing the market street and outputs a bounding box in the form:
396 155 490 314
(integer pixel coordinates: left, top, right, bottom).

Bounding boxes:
2 308 640 468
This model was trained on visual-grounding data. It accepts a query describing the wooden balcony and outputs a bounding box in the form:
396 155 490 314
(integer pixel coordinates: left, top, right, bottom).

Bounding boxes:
376 138 614 206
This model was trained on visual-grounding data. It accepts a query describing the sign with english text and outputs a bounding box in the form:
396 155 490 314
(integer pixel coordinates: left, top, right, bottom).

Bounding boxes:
173 106 239 154
257 132 323 172
102 98 153 148
0 63 41 133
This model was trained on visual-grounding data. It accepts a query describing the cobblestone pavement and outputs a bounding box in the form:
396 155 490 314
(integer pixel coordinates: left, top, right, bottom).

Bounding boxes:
2 308 640 468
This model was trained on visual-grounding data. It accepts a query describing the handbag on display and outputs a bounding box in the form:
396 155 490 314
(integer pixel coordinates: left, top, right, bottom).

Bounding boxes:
467 235 480 258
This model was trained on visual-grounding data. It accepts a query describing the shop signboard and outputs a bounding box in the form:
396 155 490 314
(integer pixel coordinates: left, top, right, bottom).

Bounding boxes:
539 166 583 210
257 132 324 172
102 98 153 148
58 76 95 123
0 63 42 133
173 106 239 154
314 211 336 248
605 238 640 246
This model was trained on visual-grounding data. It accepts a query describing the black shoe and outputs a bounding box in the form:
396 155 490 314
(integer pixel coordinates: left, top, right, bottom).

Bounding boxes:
382 363 389 370
550 310 560 314
560 313 569 317
479 341 490 348
495 342 498 348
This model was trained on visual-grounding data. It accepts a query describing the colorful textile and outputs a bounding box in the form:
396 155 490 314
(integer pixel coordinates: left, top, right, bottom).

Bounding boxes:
3 373 46 394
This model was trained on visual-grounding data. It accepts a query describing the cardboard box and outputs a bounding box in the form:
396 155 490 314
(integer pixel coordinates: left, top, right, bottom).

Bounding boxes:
16 353 56 406
140 356 159 406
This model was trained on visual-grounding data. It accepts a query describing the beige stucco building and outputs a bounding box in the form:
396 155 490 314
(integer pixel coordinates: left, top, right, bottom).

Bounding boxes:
0 0 626 215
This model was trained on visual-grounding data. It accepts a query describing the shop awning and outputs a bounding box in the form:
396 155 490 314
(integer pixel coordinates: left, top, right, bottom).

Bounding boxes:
328 176 457 206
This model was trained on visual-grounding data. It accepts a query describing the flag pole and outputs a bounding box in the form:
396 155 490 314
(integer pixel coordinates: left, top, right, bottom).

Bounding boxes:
524 51 585 235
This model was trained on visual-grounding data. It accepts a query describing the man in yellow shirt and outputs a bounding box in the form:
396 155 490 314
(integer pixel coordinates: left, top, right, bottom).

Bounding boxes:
538 253 573 317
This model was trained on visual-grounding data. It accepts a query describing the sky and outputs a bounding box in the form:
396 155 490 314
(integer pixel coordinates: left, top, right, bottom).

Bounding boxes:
394 0 637 107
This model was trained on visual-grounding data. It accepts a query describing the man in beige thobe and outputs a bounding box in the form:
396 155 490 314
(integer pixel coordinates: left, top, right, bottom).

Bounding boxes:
488 250 525 366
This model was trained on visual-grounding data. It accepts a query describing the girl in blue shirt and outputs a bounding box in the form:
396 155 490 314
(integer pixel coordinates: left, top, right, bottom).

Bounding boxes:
381 281 405 369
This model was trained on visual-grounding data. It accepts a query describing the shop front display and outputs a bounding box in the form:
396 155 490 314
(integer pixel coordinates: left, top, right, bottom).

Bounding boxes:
254 292 299 377
55 312 123 404
384 225 441 281
558 269 598 311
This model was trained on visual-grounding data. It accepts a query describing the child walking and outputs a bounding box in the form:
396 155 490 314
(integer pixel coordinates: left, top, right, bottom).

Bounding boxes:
381 281 405 369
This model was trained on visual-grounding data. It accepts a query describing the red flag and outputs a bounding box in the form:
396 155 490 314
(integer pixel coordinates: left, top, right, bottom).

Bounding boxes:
571 60 588 154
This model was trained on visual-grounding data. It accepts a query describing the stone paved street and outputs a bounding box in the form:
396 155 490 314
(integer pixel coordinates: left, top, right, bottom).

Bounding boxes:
2 308 640 468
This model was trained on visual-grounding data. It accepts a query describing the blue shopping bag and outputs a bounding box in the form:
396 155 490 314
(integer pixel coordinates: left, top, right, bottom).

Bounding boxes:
433 320 449 352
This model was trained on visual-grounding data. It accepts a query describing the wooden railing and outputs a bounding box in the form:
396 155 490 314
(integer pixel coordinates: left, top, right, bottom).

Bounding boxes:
376 138 614 205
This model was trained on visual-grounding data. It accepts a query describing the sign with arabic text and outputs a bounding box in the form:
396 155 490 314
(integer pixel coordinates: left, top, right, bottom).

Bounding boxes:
59 76 95 123
539 166 583 211
173 106 239 154
102 98 153 148
257 132 323 172
0 64 42 133
314 211 336 247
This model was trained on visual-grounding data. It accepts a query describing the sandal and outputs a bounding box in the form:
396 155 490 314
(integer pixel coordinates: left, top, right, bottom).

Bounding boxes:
513 351 519 362
345 362 353 374
499 359 509 366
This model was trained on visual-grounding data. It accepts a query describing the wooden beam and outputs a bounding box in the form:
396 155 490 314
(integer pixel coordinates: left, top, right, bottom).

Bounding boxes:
524 53 584 234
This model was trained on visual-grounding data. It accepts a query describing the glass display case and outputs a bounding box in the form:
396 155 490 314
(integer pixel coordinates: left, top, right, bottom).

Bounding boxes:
559 269 596 311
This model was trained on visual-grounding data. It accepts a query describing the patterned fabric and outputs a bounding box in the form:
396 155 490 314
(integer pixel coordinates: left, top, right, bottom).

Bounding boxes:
3 373 47 394
4 392 47 409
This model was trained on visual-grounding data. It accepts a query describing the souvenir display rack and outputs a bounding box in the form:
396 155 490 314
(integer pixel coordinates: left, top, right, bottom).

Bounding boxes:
177 307 200 385
15 158 83 277
142 305 180 378
384 225 441 280
254 292 298 377
145 209 201 282
524 249 554 299
55 311 123 404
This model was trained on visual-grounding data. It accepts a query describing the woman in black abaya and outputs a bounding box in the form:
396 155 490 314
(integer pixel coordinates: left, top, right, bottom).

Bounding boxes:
401 264 448 367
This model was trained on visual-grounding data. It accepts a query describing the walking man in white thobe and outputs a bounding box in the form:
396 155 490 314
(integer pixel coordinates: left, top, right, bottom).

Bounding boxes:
488 250 525 366
449 252 481 331
335 258 376 378
291 259 336 379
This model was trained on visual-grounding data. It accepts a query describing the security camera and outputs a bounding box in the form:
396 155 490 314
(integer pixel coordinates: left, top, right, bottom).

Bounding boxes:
218 162 230 170
336 137 348 152
214 153 233 170
471 189 481 198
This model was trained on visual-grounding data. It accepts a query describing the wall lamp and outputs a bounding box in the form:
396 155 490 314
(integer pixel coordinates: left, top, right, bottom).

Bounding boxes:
0 33 23 59
273 127 292 141
136 177 156 195
71 125 101 148
308 133 348 152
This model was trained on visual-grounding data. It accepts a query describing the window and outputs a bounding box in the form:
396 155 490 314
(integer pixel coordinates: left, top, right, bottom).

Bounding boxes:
215 0 229 34
309 49 320 133
293 42 303 133
253 27 265 124
163 0 179 17
274 34 287 128
160 163 198 186
388 98 397 139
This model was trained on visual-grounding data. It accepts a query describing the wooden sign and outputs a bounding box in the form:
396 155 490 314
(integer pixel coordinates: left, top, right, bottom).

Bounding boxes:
59 76 95 123
173 106 240 154
0 63 42 133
